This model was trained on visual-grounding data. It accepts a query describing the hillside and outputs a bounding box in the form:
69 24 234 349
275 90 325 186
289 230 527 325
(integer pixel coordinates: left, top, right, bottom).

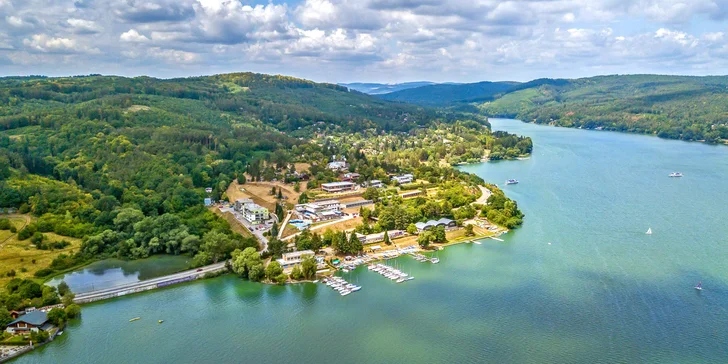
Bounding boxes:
340 82 435 95
0 72 528 279
478 75 728 143
379 81 520 106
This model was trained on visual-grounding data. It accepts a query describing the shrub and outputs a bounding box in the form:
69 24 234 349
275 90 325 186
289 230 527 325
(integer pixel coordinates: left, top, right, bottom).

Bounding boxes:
34 268 54 277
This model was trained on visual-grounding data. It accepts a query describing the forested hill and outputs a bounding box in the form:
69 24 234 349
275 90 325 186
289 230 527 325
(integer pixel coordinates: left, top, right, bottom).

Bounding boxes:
479 74 728 143
340 81 435 95
0 72 511 275
379 81 520 106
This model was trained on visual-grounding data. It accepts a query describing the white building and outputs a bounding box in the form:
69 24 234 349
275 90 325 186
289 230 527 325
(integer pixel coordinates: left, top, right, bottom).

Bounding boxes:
277 250 315 269
295 200 341 221
367 180 384 188
391 174 414 184
322 181 355 193
327 161 348 171
242 203 269 224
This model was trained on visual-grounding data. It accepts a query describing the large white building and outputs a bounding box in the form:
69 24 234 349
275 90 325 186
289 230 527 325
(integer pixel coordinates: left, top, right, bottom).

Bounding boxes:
321 181 355 193
295 200 341 221
391 174 414 185
277 250 315 269
242 203 269 224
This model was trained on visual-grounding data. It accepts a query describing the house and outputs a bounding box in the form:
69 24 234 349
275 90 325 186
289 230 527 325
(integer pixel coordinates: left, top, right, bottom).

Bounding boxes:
341 173 360 182
342 199 373 209
5 311 52 334
367 180 384 188
327 161 348 171
204 198 213 206
321 181 355 193
356 230 405 244
294 200 341 221
205 187 213 194
414 218 456 232
277 250 316 269
234 198 253 211
242 203 269 224
391 174 414 185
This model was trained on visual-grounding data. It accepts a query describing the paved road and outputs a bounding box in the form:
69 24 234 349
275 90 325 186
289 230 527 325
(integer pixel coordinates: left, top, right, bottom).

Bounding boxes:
73 261 228 303
475 186 492 205
219 207 270 251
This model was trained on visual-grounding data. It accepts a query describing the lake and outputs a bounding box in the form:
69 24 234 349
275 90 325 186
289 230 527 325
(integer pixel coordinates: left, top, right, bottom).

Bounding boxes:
47 255 191 293
14 119 728 363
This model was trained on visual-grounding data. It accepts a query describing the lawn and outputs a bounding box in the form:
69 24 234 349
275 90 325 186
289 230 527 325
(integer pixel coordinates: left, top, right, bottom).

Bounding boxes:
0 215 82 288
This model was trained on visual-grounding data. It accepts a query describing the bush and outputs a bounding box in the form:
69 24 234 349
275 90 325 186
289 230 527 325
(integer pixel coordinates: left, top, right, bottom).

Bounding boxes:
6 270 16 277
65 304 81 319
30 232 44 245
34 268 54 277
0 218 11 230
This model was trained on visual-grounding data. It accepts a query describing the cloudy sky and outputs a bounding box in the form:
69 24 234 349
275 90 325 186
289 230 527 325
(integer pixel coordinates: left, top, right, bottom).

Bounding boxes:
1 0 728 83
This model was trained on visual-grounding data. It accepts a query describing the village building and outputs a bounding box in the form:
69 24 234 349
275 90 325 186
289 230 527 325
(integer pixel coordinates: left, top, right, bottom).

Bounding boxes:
242 203 269 224
327 161 348 171
415 218 456 232
5 311 52 334
391 174 414 184
321 181 355 193
366 180 384 188
355 230 405 245
277 250 315 269
341 173 360 182
295 200 342 221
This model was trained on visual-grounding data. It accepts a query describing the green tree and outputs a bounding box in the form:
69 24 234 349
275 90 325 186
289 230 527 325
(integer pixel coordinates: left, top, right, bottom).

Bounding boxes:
464 224 474 236
265 261 285 284
47 307 67 326
406 223 418 235
418 231 432 248
383 230 391 245
201 230 233 263
290 265 303 280
433 226 447 243
301 256 317 280
65 304 82 319
298 192 309 204
293 182 300 193
0 307 12 328
57 281 70 297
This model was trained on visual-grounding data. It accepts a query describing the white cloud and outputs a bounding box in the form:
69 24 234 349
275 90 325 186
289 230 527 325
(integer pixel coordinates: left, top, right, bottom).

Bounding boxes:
148 47 199 63
120 29 150 43
67 18 102 34
22 33 99 54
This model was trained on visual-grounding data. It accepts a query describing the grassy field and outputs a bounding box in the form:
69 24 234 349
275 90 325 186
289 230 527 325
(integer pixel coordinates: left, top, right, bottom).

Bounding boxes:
209 208 254 239
226 180 304 211
0 215 82 287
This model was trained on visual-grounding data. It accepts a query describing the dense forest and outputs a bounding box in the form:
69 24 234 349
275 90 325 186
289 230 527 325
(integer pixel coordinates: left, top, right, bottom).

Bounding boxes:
376 75 728 143
0 72 528 278
380 81 519 107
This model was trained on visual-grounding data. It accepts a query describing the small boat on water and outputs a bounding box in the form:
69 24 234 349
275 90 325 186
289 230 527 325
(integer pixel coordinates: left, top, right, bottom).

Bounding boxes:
312 280 319 283
158 320 164 324
57 331 63 336
669 172 683 177
646 228 652 235
129 317 141 322
473 241 482 245
695 282 702 291
431 258 440 264
505 179 519 185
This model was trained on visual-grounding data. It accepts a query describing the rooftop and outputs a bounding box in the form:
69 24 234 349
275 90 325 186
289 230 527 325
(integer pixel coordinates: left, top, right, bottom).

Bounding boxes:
322 181 355 187
9 311 48 327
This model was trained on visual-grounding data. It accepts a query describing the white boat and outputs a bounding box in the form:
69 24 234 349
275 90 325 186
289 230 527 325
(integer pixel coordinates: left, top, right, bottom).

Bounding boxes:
312 280 319 283
431 258 440 264
669 172 683 177
505 179 519 185
695 282 702 291
407 277 414 281
340 290 351 296
473 241 482 245
646 228 652 235
351 286 361 291
396 278 405 283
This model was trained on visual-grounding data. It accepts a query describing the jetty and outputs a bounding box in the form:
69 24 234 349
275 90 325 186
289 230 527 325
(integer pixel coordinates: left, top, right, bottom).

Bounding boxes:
73 262 227 304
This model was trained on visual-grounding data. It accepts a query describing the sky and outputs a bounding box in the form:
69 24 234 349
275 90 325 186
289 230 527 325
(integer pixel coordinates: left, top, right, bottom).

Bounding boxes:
1 0 728 83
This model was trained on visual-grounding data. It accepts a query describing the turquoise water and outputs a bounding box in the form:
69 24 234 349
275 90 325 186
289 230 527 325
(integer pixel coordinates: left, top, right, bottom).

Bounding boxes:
47 255 191 293
14 119 728 363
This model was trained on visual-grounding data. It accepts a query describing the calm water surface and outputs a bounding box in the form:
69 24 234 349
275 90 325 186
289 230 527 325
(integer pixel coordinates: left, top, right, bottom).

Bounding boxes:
15 119 728 363
47 255 191 293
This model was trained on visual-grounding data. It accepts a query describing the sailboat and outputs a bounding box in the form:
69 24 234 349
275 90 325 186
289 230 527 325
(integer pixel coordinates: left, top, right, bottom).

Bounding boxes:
695 282 702 291
646 228 652 235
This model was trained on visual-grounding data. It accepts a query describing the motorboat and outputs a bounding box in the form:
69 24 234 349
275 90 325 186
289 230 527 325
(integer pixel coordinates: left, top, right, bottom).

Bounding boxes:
505 179 519 185
669 172 683 177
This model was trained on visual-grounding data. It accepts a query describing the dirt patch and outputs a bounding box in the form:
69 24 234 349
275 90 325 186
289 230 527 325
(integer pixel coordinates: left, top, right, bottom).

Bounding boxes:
226 180 303 210
125 105 151 113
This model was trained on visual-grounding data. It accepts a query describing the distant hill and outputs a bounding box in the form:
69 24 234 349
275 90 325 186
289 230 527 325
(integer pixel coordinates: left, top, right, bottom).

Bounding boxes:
379 81 520 106
340 82 436 95
478 74 728 143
